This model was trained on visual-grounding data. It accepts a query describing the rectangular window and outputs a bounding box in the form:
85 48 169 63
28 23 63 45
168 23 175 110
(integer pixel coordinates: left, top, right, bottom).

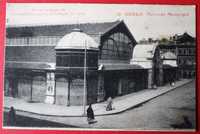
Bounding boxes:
87 53 98 67
178 49 182 55
183 49 187 55
70 55 77 67
56 56 62 66
65 55 71 66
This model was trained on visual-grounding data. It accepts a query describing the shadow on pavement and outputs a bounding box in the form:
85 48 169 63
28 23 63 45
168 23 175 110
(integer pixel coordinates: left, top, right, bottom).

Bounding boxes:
3 112 77 128
170 115 193 129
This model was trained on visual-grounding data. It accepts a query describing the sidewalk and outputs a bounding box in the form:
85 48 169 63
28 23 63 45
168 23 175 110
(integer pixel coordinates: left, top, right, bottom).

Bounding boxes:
4 79 193 117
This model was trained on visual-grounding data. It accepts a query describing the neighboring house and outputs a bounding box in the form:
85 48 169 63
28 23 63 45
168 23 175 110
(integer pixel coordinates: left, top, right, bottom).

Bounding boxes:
131 43 164 88
175 33 196 78
159 44 178 84
159 32 196 79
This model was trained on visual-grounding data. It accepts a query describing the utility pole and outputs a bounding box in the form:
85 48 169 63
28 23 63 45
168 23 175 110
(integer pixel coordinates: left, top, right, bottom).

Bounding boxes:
30 74 33 102
67 72 71 106
83 41 87 116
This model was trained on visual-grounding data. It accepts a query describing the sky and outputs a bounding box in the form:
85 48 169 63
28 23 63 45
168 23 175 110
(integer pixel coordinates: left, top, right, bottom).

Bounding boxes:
6 3 196 41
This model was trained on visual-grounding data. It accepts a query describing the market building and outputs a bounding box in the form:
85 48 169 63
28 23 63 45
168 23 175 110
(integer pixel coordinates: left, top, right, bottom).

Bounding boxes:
5 20 141 106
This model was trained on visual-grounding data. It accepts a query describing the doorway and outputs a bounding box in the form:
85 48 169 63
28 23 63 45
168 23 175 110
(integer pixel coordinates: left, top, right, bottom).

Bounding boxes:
104 72 119 99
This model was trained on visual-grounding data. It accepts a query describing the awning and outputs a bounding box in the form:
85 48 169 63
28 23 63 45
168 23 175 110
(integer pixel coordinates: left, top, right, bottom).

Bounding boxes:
130 60 152 69
99 64 145 71
5 61 56 70
163 60 177 68
161 51 177 60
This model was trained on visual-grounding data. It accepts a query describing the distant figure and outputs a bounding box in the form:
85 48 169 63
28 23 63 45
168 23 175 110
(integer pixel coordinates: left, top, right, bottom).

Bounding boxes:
170 115 193 129
183 116 192 128
170 75 175 86
171 82 175 86
7 106 16 126
87 104 97 124
152 84 157 89
106 97 113 111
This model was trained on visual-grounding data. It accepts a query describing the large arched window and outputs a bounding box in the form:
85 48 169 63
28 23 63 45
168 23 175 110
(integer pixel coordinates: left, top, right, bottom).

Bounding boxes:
101 32 133 60
101 38 117 59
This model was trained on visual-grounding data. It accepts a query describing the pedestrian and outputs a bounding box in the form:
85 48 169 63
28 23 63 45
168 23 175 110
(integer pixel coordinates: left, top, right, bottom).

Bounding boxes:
7 106 16 126
106 96 113 111
183 115 192 128
87 104 96 124
170 75 175 86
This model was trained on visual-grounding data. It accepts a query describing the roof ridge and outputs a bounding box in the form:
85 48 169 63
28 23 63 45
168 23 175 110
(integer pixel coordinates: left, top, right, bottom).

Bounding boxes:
7 20 120 28
100 20 122 34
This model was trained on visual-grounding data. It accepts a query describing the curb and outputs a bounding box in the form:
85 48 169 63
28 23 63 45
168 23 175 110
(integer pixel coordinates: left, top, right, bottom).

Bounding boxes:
95 79 194 116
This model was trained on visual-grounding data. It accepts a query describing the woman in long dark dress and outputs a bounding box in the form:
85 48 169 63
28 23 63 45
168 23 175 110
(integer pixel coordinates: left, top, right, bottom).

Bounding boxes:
87 104 94 119
7 106 16 126
87 104 97 124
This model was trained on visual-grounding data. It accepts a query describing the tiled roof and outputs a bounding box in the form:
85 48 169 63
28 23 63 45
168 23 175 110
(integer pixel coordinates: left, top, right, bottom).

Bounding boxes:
7 21 121 37
175 32 195 43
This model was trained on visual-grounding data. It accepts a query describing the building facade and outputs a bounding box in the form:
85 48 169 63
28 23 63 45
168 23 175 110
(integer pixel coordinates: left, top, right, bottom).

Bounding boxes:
175 33 196 78
4 21 194 106
159 32 196 79
159 44 178 84
5 20 145 106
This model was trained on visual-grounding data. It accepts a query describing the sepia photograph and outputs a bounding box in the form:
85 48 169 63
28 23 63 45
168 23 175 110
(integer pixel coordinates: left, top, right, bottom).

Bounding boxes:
3 3 196 130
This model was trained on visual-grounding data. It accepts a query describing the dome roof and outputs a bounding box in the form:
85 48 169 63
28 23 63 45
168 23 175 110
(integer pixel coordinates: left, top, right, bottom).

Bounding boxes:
55 29 99 50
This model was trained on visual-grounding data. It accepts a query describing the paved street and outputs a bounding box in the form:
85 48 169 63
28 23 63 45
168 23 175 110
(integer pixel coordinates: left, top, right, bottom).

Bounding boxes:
4 80 196 130
90 80 196 130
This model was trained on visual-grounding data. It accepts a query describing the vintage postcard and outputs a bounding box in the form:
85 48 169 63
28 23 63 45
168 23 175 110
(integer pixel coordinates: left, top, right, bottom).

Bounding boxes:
3 3 196 131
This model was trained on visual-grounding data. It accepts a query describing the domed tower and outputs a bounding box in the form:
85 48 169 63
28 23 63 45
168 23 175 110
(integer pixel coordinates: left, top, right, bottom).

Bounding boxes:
54 29 99 106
